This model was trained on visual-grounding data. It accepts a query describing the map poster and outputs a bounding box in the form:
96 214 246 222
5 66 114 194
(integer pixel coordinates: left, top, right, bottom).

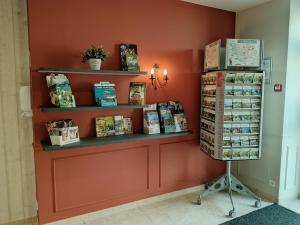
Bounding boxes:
204 39 221 71
226 39 261 68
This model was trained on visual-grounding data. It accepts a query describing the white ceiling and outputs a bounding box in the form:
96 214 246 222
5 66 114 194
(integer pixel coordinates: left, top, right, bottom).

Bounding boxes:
182 0 272 12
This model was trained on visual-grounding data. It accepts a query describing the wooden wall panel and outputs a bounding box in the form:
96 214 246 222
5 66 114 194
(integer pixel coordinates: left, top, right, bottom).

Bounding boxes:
159 140 225 188
0 0 36 224
52 146 149 212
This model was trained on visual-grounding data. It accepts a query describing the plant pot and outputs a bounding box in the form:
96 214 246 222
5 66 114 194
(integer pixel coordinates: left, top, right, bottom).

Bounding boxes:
89 58 102 70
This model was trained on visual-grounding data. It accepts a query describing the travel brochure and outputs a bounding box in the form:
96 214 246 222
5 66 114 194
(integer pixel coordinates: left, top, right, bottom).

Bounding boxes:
95 116 133 137
46 73 76 108
45 119 79 146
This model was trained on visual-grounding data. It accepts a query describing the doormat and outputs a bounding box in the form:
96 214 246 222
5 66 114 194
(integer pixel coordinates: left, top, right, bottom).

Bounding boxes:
220 204 300 225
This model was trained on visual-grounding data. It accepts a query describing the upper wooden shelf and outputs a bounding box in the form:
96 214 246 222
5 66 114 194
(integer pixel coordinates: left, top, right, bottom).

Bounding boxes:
37 67 148 75
40 104 146 112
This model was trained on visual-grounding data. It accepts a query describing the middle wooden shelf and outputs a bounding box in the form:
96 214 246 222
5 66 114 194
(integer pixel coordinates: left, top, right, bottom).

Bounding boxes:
41 104 147 112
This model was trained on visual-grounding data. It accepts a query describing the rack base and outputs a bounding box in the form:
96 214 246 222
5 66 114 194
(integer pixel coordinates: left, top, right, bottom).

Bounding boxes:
197 161 261 218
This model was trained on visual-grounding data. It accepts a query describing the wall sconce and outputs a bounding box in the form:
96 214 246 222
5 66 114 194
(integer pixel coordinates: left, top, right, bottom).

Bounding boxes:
150 64 168 90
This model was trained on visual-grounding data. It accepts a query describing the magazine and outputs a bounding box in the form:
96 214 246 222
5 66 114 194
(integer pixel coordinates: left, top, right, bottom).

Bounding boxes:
129 82 146 105
120 44 139 71
123 117 133 134
143 104 160 134
114 115 124 135
95 117 107 137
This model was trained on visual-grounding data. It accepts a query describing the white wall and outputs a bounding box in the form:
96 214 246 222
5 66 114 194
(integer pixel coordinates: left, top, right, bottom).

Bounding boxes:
235 0 291 202
0 0 36 224
279 0 300 201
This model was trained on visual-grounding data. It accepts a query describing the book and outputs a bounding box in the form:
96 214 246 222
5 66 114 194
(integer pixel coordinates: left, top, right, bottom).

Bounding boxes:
95 117 107 137
160 109 176 133
94 82 117 107
225 73 235 83
222 149 232 160
240 124 250 133
244 73 254 83
233 99 242 108
240 136 250 147
223 124 232 134
168 101 185 114
223 136 231 147
225 86 234 96
174 113 188 132
143 104 160 134
120 44 139 71
104 116 115 136
231 136 241 147
235 73 244 84
224 99 233 109
129 82 146 105
123 117 133 134
249 148 259 159
232 149 241 159
114 115 124 135
240 148 250 159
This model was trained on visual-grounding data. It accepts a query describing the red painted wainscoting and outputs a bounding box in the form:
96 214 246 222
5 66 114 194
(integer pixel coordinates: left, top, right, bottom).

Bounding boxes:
27 0 235 223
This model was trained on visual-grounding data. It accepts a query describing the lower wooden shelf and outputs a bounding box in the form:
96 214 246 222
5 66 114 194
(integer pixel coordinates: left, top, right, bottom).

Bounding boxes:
41 131 192 151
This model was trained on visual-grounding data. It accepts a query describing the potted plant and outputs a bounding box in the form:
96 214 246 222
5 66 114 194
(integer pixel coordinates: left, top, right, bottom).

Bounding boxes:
81 45 108 70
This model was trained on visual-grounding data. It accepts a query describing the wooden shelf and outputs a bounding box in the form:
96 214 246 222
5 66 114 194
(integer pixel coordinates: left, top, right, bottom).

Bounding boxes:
37 67 148 75
41 104 146 112
41 131 192 151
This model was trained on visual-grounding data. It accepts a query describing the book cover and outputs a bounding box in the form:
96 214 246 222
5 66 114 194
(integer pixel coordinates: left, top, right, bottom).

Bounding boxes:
95 117 107 137
161 109 176 133
240 124 251 133
46 73 76 108
114 115 124 135
240 148 250 159
123 117 133 134
94 82 117 106
129 82 146 105
104 116 115 136
174 113 188 132
144 111 160 134
120 44 139 71
232 124 240 134
244 73 254 83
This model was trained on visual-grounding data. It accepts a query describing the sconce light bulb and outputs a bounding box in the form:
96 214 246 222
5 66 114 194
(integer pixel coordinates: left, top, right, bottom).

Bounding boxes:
151 68 155 75
163 69 168 76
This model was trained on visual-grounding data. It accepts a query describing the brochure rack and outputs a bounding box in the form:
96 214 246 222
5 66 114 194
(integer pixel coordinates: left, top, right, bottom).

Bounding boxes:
198 39 265 218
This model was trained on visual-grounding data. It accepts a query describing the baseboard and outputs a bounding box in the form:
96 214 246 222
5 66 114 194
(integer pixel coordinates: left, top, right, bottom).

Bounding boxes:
246 185 278 203
0 217 37 225
44 184 205 225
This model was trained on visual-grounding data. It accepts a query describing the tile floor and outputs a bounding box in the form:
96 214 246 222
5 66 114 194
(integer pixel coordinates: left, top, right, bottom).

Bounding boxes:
20 187 300 225
38 187 272 225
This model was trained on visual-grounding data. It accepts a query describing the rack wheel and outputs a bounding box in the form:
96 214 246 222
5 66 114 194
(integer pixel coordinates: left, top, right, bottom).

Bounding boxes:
197 197 202 205
255 200 261 208
229 210 236 218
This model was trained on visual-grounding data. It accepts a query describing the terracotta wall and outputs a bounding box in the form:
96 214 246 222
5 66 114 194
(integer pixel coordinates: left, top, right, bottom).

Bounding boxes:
27 0 235 223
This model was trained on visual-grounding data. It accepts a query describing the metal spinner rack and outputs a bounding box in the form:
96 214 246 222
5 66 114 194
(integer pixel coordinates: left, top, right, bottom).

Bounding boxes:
199 39 265 217
199 70 265 218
